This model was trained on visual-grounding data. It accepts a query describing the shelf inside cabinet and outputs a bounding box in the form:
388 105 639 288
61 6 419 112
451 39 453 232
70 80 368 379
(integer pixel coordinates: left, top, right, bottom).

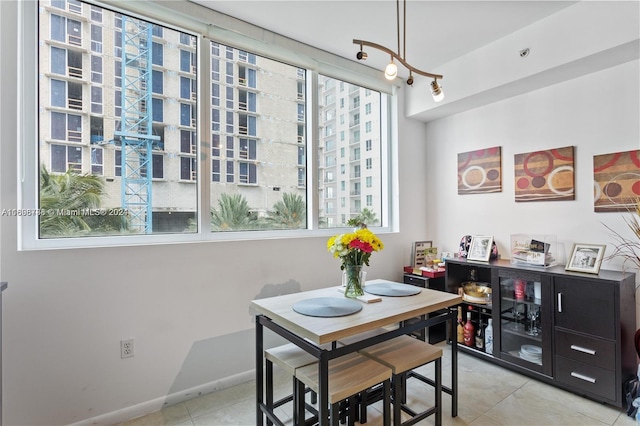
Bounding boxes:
501 326 542 343
462 300 492 310
502 296 541 306
506 350 542 366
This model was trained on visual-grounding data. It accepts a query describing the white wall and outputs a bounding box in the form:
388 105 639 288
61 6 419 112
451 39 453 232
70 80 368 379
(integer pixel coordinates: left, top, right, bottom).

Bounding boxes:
425 59 640 282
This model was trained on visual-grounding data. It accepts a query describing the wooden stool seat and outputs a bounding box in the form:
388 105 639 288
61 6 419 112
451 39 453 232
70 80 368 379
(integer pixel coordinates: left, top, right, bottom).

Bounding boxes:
295 352 392 425
264 343 320 426
362 336 443 426
296 352 392 403
360 335 442 374
265 343 319 374
339 333 443 426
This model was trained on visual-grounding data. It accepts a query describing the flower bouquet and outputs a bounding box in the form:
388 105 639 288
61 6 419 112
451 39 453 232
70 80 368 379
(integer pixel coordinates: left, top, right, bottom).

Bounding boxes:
327 228 384 297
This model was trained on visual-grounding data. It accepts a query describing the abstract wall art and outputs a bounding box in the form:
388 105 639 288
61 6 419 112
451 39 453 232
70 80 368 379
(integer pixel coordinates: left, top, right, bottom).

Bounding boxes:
514 146 575 202
457 146 502 195
593 149 640 212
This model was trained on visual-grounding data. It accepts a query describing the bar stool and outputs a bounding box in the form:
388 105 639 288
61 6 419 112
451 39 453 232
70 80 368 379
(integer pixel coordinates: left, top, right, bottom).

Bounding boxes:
359 336 443 426
295 352 393 426
264 343 319 425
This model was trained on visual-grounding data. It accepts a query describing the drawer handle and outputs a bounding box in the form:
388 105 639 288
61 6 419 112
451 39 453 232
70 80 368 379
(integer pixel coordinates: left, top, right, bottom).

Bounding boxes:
570 345 596 355
557 293 563 313
571 371 596 384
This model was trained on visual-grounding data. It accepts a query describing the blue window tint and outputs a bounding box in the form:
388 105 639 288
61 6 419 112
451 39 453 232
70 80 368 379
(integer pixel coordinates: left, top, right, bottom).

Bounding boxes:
51 80 66 108
152 42 163 66
152 70 163 94
51 46 65 74
152 98 163 122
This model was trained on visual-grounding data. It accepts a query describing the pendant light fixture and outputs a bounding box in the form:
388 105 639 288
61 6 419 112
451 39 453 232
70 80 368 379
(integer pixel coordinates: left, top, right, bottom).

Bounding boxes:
353 0 444 102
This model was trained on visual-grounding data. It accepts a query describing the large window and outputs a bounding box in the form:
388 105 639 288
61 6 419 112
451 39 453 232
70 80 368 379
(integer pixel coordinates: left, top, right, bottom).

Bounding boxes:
38 0 198 238
208 42 309 231
27 0 391 248
317 75 383 227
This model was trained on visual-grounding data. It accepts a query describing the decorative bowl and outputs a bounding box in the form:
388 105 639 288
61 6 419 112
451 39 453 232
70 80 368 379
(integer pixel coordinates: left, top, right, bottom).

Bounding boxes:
461 282 491 303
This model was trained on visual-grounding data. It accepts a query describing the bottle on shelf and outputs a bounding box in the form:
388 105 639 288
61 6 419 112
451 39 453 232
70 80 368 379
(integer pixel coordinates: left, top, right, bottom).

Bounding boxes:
457 306 464 344
463 311 475 347
514 279 525 301
485 318 494 355
476 319 484 351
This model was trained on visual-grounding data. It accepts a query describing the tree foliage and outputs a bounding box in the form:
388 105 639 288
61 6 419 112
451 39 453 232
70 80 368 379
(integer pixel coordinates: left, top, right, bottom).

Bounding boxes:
210 193 259 231
39 165 126 237
265 192 306 229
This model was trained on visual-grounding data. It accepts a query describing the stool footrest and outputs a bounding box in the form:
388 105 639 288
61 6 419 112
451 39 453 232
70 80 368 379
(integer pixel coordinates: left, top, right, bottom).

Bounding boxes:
399 405 438 426
259 402 287 426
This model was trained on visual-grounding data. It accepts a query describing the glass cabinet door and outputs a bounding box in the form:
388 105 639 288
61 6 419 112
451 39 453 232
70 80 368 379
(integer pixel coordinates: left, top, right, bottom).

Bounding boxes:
497 269 552 377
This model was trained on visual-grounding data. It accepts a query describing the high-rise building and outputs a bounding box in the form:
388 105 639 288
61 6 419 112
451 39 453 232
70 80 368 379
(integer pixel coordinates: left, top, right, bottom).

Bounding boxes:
318 77 382 227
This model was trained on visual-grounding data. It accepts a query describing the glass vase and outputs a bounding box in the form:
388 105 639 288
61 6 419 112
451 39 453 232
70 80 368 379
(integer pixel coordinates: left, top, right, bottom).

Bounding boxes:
343 264 366 298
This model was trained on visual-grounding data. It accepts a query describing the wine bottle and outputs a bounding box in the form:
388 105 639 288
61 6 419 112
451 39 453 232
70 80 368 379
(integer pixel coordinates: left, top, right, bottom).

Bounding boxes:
463 312 475 347
485 318 494 355
476 319 484 351
456 306 464 344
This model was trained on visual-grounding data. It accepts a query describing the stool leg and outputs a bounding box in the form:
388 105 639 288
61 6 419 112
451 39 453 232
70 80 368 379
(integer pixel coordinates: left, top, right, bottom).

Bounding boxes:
360 389 368 423
311 390 317 404
348 397 356 426
383 379 391 426
330 402 340 426
266 359 274 426
400 373 407 404
436 358 442 426
295 378 305 426
392 375 401 426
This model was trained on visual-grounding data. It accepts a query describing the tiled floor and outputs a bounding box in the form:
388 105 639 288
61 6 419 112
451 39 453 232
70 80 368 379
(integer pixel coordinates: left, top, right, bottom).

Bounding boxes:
119 343 636 426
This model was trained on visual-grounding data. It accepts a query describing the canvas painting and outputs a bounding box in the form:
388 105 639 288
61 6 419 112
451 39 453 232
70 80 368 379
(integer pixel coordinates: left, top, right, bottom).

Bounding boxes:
457 147 502 194
514 146 575 202
593 149 640 212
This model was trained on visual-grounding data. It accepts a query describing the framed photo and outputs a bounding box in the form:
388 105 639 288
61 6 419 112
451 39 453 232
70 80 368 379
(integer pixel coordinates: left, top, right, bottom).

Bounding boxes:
412 241 433 268
467 236 494 262
566 243 606 274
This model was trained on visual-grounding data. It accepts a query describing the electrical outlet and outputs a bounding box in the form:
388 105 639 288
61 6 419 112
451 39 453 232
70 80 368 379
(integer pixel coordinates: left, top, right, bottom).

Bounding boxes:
121 338 134 359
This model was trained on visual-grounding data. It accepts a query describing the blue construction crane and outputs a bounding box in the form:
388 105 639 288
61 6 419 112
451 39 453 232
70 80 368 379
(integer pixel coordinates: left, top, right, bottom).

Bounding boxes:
114 16 158 234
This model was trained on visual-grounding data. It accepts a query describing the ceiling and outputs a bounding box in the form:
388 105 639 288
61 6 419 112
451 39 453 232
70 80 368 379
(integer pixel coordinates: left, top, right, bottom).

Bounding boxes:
190 0 577 79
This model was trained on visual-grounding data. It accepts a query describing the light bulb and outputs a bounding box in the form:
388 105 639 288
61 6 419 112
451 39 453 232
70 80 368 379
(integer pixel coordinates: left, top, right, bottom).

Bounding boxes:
431 80 444 102
384 60 398 80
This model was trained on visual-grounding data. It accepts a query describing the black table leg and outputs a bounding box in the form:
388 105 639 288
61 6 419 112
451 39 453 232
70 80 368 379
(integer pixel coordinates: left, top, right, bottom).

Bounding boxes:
450 310 458 417
256 316 264 426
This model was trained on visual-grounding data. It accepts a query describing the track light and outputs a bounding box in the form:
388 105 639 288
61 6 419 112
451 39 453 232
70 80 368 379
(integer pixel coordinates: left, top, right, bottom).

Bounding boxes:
406 71 414 86
384 59 398 80
353 0 443 100
431 79 444 102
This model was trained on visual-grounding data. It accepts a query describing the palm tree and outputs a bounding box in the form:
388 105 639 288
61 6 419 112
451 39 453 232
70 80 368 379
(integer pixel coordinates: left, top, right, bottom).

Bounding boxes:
265 193 306 229
39 165 125 237
347 208 379 227
210 193 258 231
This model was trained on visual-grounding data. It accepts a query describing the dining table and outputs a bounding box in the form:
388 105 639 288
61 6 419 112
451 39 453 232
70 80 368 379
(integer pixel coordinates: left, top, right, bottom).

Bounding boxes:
251 279 463 426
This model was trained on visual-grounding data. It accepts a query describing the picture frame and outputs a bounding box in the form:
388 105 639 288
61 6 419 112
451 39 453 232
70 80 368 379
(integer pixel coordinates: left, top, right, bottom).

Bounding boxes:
412 241 433 268
467 236 494 262
566 243 606 274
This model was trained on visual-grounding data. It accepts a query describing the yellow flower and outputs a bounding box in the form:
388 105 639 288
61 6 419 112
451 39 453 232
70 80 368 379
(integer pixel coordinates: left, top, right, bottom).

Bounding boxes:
327 228 384 268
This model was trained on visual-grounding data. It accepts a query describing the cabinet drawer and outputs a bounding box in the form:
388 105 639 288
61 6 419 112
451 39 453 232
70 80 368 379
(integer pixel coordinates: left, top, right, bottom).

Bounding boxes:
555 356 616 401
555 329 614 370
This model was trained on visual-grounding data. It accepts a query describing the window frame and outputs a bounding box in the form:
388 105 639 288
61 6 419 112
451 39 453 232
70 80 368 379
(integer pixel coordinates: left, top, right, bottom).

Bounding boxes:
18 0 397 250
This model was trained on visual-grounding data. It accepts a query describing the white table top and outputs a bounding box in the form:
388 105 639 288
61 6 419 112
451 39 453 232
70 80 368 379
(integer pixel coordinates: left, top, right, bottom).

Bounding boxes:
250 279 462 345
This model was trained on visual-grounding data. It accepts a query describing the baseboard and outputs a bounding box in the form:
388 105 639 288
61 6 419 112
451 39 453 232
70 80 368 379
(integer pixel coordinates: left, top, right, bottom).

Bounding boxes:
69 369 256 425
